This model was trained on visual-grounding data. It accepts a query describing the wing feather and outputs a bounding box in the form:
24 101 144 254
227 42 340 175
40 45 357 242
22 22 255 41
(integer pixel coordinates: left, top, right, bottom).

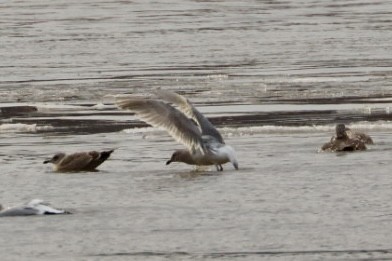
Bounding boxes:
58 153 93 171
117 98 204 153
155 90 225 144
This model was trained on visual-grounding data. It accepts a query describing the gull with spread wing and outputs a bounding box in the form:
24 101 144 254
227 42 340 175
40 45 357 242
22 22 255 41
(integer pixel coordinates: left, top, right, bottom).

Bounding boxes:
117 91 238 171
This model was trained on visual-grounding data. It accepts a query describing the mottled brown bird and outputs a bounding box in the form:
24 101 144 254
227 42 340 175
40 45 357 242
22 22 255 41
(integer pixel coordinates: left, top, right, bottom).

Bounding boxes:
321 124 372 152
44 149 114 172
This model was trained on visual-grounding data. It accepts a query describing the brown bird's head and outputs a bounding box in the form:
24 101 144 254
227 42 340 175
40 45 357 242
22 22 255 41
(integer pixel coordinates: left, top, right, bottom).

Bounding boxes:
335 124 348 139
43 153 66 164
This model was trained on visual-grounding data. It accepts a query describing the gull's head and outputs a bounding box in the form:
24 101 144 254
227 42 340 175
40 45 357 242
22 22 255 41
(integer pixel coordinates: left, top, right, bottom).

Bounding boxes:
43 152 66 164
335 124 348 139
166 149 191 165
166 150 180 165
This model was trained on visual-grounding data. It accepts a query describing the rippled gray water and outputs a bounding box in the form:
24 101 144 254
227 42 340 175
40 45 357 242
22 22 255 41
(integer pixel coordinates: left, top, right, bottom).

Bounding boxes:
1 0 392 260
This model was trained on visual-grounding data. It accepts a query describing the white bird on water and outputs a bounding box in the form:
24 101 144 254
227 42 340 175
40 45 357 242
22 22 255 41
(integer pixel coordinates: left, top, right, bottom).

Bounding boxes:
0 199 71 217
117 90 239 171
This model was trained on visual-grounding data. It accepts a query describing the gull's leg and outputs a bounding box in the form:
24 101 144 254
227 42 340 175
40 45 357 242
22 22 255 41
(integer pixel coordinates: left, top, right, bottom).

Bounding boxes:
215 164 223 171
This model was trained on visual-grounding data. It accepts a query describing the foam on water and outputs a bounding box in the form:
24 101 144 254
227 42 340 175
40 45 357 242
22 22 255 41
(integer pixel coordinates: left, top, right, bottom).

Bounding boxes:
226 122 392 135
121 121 392 138
0 123 54 133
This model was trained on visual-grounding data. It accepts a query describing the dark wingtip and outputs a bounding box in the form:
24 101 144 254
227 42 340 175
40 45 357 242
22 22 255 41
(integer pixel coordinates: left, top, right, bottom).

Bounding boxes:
43 160 50 164
166 160 172 165
105 149 115 155
100 149 115 160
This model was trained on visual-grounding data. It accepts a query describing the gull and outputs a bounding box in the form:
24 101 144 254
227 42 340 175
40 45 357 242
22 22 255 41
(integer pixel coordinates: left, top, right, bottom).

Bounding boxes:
321 124 371 152
117 90 238 171
43 149 114 172
0 199 71 217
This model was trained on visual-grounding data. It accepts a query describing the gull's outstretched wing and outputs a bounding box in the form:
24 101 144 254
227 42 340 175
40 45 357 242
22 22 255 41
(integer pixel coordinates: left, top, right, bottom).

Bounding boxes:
155 90 225 144
117 98 204 153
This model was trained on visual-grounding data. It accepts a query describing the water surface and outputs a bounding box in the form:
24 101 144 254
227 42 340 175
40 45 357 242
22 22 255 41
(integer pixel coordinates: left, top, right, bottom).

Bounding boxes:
1 0 392 260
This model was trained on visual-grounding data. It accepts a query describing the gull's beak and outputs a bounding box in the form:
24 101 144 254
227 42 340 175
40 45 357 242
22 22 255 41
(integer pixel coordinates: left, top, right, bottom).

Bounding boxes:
43 159 51 164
